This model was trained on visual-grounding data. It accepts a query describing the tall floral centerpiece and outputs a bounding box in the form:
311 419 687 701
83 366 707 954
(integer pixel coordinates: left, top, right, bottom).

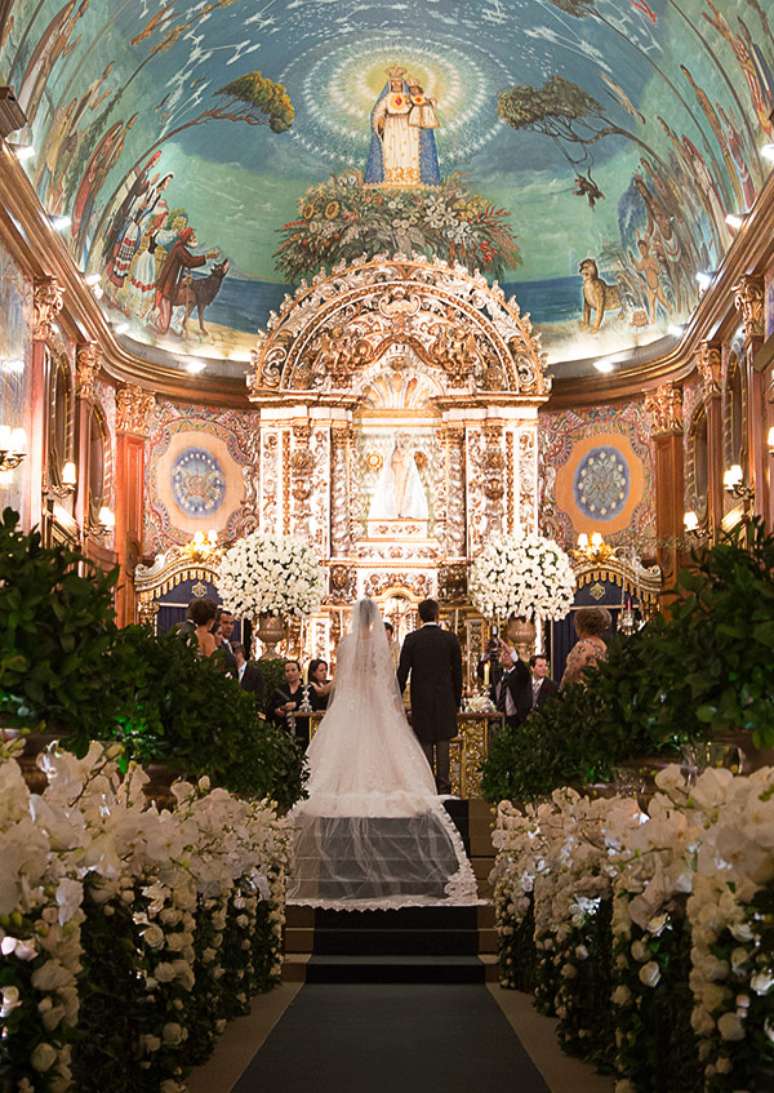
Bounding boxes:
216 532 324 658
469 531 575 655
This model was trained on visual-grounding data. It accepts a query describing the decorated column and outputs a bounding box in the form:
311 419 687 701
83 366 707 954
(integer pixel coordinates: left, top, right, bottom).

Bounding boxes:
695 340 723 537
74 341 101 534
645 382 684 593
115 384 155 626
28 277 64 530
732 275 765 516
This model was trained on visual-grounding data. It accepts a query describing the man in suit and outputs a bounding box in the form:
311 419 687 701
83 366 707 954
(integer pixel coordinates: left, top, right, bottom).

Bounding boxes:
529 654 559 712
233 643 262 698
490 644 532 728
490 647 559 727
215 607 238 678
397 598 462 795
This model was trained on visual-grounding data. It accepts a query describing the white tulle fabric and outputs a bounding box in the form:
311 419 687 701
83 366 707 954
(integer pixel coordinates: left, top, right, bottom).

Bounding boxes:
286 599 479 909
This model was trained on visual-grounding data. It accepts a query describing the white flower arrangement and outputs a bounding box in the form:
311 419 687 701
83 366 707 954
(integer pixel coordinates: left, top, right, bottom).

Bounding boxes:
491 763 774 1091
215 531 324 619
469 532 575 622
0 742 290 1091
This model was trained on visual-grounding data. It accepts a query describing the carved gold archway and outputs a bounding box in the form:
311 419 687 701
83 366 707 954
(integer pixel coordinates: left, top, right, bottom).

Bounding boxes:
249 254 550 401
134 546 219 630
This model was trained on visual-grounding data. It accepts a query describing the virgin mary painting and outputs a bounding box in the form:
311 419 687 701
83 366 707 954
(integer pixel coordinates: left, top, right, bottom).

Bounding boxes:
364 66 441 187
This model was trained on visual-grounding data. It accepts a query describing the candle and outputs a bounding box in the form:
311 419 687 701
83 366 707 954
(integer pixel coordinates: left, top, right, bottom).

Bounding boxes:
453 608 459 634
483 661 490 690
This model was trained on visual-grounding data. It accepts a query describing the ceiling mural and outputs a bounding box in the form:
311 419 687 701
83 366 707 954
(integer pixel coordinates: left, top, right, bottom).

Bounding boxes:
0 0 772 378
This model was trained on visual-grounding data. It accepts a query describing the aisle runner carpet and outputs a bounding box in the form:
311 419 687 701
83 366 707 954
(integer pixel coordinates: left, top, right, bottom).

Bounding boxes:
233 984 549 1093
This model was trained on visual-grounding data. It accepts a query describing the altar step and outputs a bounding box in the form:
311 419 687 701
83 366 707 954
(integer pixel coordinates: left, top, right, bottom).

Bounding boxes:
283 799 497 985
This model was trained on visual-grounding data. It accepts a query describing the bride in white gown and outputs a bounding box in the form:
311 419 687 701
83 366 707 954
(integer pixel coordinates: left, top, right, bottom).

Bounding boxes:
286 599 479 909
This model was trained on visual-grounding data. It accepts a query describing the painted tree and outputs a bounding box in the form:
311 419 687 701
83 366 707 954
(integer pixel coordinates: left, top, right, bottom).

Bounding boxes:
497 75 668 172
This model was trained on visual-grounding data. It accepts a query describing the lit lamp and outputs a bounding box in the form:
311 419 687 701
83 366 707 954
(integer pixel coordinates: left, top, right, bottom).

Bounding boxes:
97 506 115 530
723 463 754 513
573 530 615 563
683 510 699 532
0 424 27 472
183 528 220 562
767 426 774 455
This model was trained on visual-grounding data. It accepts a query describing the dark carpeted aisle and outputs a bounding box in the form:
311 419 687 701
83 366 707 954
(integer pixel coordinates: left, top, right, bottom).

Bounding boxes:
232 983 549 1093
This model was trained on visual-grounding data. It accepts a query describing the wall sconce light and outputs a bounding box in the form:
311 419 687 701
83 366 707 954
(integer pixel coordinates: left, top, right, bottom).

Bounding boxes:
97 506 115 530
683 510 699 532
0 425 27 473
573 531 615 563
723 464 754 512
62 460 77 487
767 426 774 455
183 528 220 562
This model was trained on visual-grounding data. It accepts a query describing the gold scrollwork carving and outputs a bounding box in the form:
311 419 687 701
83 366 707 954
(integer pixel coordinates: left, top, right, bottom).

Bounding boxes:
116 384 156 437
645 382 683 436
695 341 722 401
33 276 64 342
732 275 764 345
76 342 102 402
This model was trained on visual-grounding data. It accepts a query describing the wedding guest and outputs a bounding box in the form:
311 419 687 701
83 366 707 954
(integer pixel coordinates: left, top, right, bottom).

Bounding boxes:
308 658 332 711
477 637 504 690
234 643 262 696
269 659 305 731
490 643 531 728
176 597 215 641
190 598 217 658
560 607 612 688
214 606 237 677
529 654 559 711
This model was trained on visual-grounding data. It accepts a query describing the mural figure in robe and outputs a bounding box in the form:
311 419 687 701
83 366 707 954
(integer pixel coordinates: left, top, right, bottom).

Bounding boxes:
364 66 441 187
369 436 429 521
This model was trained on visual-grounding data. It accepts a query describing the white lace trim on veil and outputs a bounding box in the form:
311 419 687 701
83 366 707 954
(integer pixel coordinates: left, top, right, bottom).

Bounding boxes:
286 599 480 910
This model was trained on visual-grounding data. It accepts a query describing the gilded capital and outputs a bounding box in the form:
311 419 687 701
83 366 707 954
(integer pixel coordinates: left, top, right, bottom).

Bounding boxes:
645 382 683 436
116 384 156 437
732 274 764 345
32 276 64 342
76 342 102 401
695 341 722 401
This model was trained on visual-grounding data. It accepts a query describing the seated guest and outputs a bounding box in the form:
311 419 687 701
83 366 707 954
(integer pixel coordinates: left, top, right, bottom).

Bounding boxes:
490 643 531 728
529 654 559 711
384 621 400 671
234 643 262 696
190 599 217 658
308 658 332 711
268 659 305 730
560 607 612 688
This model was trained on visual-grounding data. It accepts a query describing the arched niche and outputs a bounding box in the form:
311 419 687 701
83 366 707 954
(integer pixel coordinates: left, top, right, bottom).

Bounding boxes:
687 403 709 523
725 351 746 470
87 401 112 529
46 348 74 489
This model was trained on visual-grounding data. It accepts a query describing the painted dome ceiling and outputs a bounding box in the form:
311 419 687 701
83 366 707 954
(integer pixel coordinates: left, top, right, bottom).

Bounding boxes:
1 0 772 379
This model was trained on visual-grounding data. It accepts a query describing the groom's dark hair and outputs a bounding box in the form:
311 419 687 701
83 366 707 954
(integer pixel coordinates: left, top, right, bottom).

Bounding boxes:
418 598 439 622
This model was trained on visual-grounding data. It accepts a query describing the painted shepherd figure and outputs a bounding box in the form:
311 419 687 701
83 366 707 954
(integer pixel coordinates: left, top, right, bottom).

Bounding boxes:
364 66 441 187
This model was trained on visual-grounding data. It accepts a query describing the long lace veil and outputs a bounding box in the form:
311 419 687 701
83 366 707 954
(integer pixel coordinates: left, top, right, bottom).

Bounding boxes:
286 598 478 909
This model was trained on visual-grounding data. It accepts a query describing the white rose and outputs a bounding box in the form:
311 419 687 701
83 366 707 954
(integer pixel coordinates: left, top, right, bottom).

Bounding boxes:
143 925 165 949
154 962 176 983
630 939 649 962
717 1011 745 1041
638 961 661 988
612 985 632 1006
1 985 22 1017
751 972 774 996
162 1022 184 1046
31 1043 58 1072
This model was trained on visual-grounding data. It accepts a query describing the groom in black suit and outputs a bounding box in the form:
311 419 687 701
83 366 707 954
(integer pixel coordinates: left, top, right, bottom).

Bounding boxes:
397 598 462 795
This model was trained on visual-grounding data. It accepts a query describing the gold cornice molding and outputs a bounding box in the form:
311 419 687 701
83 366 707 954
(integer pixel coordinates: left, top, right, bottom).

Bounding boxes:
1 143 772 411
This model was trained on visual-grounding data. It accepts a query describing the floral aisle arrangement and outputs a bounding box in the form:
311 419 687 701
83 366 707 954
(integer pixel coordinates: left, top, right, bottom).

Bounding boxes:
215 531 324 621
275 170 521 282
469 532 576 623
491 765 774 1093
0 740 290 1093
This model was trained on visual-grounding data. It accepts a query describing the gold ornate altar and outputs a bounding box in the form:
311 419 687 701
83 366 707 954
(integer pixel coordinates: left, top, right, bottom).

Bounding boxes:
244 255 551 667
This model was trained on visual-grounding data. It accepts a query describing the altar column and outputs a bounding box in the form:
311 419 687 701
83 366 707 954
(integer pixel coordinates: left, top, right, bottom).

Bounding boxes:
114 384 155 626
645 382 684 595
74 342 101 534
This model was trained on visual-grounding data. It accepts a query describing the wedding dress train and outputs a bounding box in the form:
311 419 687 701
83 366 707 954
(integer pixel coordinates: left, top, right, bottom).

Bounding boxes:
286 599 479 909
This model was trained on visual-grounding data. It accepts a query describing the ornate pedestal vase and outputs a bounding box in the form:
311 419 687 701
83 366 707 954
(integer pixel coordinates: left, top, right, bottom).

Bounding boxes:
255 613 288 660
506 616 536 660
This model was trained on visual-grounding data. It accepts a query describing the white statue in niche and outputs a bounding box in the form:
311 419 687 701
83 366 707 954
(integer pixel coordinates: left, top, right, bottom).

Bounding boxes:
368 436 429 521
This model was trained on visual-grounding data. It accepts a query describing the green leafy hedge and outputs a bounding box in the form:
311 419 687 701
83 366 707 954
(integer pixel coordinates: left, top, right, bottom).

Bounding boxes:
482 519 774 803
0 509 305 811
